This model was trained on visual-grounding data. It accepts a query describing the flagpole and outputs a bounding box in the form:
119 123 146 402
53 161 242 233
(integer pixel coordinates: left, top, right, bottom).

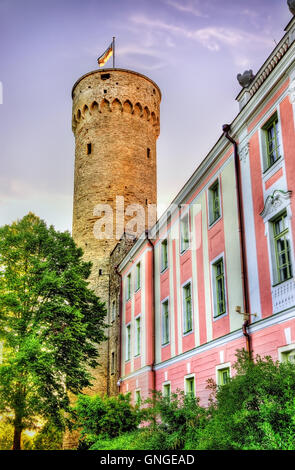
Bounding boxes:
113 37 115 69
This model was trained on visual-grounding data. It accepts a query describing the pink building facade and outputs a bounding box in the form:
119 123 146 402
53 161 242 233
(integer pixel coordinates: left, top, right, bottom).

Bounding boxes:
118 15 295 405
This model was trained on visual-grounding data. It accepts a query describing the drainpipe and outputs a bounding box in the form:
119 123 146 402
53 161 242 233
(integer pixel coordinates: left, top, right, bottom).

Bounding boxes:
145 230 156 394
222 124 252 359
115 265 123 393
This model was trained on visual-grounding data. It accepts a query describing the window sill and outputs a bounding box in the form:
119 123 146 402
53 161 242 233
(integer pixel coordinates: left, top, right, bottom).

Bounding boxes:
160 266 169 274
134 354 141 358
263 156 282 178
183 329 193 336
161 341 170 348
272 276 293 288
208 215 222 229
213 311 227 321
134 287 141 294
180 246 190 256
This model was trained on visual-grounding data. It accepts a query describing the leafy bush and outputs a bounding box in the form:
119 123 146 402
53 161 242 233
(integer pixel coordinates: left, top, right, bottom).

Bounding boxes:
75 393 140 448
80 350 295 451
196 350 295 450
90 430 145 450
139 390 208 450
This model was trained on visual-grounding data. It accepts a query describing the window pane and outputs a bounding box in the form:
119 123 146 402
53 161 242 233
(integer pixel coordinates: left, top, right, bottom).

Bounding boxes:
273 212 292 283
214 260 225 316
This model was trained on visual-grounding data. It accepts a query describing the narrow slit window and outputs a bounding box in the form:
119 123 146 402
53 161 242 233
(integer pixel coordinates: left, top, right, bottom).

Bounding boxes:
87 143 92 155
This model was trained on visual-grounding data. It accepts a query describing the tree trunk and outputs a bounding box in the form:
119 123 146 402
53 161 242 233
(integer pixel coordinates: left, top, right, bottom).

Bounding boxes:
13 427 22 450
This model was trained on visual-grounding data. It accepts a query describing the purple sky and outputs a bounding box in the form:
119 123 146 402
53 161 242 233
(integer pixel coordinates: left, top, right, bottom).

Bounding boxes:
0 0 291 231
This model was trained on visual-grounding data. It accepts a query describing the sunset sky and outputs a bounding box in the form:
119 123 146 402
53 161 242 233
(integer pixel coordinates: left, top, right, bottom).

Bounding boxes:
0 0 291 231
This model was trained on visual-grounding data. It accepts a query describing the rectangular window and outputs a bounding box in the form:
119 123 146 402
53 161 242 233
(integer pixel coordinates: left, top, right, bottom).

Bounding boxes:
163 383 171 399
87 143 92 155
135 316 141 356
273 212 292 284
135 263 141 291
282 350 295 363
162 300 169 345
126 324 131 361
185 377 195 397
161 239 168 272
135 390 141 405
126 274 131 300
218 367 230 385
209 180 221 225
180 213 190 253
213 259 226 317
263 113 281 169
183 283 192 334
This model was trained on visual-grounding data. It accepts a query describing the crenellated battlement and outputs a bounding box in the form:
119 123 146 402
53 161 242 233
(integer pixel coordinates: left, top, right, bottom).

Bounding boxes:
72 96 159 136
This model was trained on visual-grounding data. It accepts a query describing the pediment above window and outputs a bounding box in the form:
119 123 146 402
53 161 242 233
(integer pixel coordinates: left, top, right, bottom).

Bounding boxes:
260 189 292 221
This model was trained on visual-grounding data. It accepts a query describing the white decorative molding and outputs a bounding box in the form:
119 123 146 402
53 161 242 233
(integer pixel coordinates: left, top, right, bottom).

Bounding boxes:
284 327 292 345
248 39 289 98
272 278 295 314
289 76 295 104
239 142 249 163
260 189 292 221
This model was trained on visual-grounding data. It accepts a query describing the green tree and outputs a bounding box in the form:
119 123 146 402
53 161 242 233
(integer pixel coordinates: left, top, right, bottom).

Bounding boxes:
0 213 106 450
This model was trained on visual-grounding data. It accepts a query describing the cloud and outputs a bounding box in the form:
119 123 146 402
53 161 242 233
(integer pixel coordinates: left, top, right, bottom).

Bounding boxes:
165 0 207 18
130 14 273 53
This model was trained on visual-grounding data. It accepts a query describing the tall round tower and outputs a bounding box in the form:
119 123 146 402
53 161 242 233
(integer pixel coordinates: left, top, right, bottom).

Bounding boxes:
71 68 161 395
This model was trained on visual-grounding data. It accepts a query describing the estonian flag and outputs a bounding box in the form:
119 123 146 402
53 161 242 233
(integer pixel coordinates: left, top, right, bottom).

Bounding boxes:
97 43 113 67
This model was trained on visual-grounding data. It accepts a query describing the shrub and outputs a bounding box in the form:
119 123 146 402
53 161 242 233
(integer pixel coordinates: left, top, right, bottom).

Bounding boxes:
196 349 295 450
141 390 208 450
75 393 140 448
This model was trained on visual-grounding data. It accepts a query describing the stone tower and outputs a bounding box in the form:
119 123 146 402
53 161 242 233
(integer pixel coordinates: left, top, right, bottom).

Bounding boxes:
71 68 161 395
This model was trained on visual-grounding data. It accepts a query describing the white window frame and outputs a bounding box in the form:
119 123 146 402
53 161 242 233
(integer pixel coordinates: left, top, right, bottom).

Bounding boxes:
135 389 141 405
210 253 227 320
180 212 190 254
125 323 131 361
208 177 222 227
126 273 131 301
278 343 295 363
161 297 170 346
161 238 169 272
216 362 231 386
182 280 193 335
184 373 196 396
134 315 141 357
162 381 171 399
135 262 141 292
260 191 294 287
260 109 283 174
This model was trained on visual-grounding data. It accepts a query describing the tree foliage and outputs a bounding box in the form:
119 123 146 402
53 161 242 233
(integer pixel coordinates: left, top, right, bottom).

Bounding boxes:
86 350 295 451
75 393 140 449
197 349 295 450
0 213 106 449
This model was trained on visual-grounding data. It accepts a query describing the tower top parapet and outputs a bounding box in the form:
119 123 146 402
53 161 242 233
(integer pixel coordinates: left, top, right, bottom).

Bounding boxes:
72 68 161 99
